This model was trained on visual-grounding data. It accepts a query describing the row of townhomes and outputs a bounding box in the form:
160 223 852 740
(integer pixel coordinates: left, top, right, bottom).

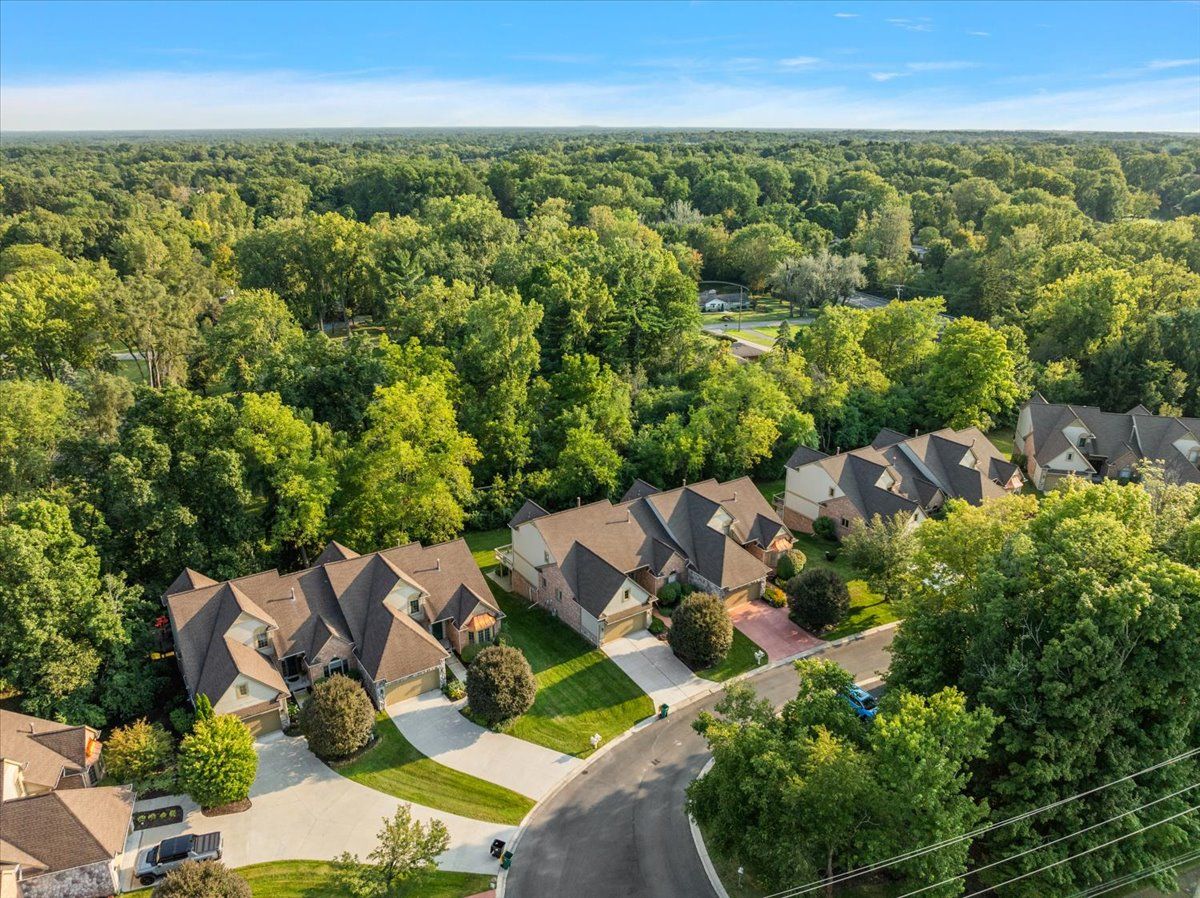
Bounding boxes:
0 710 133 898
164 538 501 735
1016 393 1200 490
779 426 1024 538
499 477 794 644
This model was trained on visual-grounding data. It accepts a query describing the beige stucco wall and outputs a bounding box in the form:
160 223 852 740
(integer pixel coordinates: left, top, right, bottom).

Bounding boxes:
213 674 280 715
785 463 838 522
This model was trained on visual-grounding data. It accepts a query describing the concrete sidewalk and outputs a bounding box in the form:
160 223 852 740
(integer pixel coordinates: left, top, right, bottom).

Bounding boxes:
117 733 513 889
602 630 711 709
388 692 580 801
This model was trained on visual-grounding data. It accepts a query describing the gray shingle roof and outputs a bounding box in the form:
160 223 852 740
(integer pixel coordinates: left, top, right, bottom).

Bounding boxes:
508 499 550 529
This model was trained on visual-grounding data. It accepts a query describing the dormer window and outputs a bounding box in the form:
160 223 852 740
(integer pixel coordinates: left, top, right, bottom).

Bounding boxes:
1189 447 1200 465
408 598 420 616
256 630 269 649
1078 435 1088 449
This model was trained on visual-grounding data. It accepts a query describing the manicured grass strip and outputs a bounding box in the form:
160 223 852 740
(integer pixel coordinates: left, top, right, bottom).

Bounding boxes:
985 427 1017 461
464 527 509 571
755 478 785 504
784 532 899 641
127 860 493 898
337 712 534 826
489 584 654 757
698 627 765 683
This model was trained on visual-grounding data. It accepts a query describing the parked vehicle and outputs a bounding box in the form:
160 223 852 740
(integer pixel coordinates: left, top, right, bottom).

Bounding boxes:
842 685 878 721
135 832 223 885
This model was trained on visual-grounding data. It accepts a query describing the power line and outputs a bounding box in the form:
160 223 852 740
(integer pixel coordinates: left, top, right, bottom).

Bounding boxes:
1063 847 1200 898
892 784 1199 898
953 804 1199 898
762 746 1200 898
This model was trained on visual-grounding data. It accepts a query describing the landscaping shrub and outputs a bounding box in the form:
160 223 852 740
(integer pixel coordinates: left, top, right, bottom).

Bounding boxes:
668 592 733 669
466 645 537 725
168 706 195 736
301 674 376 761
177 714 257 809
105 718 174 788
443 678 466 702
762 584 787 608
649 617 667 636
787 568 850 634
152 860 250 898
775 548 807 582
656 581 684 608
812 516 838 541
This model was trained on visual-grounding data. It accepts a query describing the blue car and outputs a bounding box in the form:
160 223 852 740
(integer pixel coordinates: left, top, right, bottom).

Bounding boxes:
842 686 878 721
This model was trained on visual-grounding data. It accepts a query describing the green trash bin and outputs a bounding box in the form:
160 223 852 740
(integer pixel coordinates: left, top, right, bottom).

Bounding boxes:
659 703 670 719
501 850 514 870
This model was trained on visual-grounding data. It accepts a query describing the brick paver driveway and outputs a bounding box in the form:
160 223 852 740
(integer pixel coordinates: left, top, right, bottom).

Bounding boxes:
729 601 822 661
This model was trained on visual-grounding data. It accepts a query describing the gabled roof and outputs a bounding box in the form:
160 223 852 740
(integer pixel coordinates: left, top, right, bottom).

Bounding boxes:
165 568 217 597
786 444 828 469
620 478 662 502
561 543 634 618
0 786 134 876
508 499 550 529
0 710 95 796
314 540 359 566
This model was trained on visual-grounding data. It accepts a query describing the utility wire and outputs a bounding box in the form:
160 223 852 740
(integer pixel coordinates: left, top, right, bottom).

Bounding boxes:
1062 847 1200 898
762 746 1200 898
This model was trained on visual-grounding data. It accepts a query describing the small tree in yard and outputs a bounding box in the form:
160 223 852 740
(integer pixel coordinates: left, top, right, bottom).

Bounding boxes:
669 592 733 669
105 718 174 788
177 713 257 809
152 860 250 898
775 548 807 583
787 568 850 634
466 645 537 725
841 513 917 599
302 674 376 760
334 804 450 897
812 516 838 542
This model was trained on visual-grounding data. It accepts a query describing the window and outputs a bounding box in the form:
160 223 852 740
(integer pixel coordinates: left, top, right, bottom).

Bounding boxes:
556 588 562 601
1190 447 1200 464
1078 435 1088 448
256 630 269 649
840 518 850 528
1118 467 1132 479
468 630 476 645
543 550 550 563
409 598 420 615
235 682 249 698
828 487 835 498
624 588 631 600
1066 452 1074 461
325 658 346 677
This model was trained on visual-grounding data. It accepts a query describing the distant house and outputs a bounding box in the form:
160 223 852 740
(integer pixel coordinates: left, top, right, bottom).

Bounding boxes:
498 478 793 645
780 428 1022 539
1 710 134 898
164 538 502 734
1015 393 1200 491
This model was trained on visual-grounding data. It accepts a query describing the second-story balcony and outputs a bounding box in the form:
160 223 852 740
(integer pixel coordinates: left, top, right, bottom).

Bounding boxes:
494 543 514 571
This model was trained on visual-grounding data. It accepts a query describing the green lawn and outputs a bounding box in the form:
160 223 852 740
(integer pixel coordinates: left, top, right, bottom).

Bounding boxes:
127 861 493 898
787 532 899 640
335 712 534 825
985 428 1017 461
756 478 785 503
487 584 654 756
463 527 509 571
698 627 765 683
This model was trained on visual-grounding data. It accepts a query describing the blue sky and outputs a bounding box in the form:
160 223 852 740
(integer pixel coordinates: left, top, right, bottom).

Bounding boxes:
2 0 1198 131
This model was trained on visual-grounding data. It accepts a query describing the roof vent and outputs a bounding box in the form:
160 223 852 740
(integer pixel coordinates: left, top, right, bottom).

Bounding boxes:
436 558 441 571
289 587 296 602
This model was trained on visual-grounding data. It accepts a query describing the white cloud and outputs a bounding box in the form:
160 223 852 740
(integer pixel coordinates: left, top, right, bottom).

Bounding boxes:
968 31 990 37
833 12 860 17
870 72 908 82
1145 58 1199 70
780 56 821 67
1 69 1196 133
907 61 979 72
887 17 933 32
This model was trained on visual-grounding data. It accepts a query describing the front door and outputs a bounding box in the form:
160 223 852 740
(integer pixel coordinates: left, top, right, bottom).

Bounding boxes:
281 654 305 679
431 620 445 641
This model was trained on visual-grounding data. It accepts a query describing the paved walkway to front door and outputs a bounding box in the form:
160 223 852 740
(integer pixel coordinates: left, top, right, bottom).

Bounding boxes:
729 600 822 661
117 733 514 890
388 691 580 801
601 630 711 709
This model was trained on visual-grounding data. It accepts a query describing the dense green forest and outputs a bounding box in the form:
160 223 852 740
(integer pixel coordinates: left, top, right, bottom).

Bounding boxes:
1 129 1198 715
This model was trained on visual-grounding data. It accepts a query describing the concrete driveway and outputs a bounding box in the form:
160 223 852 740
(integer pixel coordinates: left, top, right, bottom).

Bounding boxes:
388 692 580 801
117 733 513 889
729 601 822 661
602 630 712 709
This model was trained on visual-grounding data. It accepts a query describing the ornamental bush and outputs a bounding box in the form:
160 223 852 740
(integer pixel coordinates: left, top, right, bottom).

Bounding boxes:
466 645 537 725
762 584 787 608
152 860 250 898
668 592 733 669
301 674 376 761
787 568 850 634
775 548 807 582
177 713 257 809
105 718 174 788
812 516 838 541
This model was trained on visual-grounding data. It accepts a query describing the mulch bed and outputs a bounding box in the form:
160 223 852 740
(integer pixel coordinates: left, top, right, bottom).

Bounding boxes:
328 733 381 769
201 799 252 817
133 805 183 831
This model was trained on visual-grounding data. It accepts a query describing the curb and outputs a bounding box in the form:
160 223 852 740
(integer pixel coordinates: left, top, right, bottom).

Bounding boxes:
495 620 901 896
688 758 730 898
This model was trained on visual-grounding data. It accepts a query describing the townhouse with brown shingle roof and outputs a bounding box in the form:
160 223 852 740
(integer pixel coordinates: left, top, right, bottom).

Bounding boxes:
1 710 134 898
779 427 1023 539
164 538 502 735
499 477 793 645
1015 393 1200 491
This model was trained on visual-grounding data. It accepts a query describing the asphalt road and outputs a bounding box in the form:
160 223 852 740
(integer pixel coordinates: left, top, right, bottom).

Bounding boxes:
505 628 895 898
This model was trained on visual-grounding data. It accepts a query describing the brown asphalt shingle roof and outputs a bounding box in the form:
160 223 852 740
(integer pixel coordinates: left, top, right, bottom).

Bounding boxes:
0 785 134 876
0 710 95 796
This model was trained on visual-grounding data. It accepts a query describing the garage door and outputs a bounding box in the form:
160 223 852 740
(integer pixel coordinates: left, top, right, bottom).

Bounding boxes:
723 583 760 607
244 708 283 737
383 667 442 703
602 610 648 644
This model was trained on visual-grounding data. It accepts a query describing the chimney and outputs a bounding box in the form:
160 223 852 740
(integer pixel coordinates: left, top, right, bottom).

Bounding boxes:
289 587 296 602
